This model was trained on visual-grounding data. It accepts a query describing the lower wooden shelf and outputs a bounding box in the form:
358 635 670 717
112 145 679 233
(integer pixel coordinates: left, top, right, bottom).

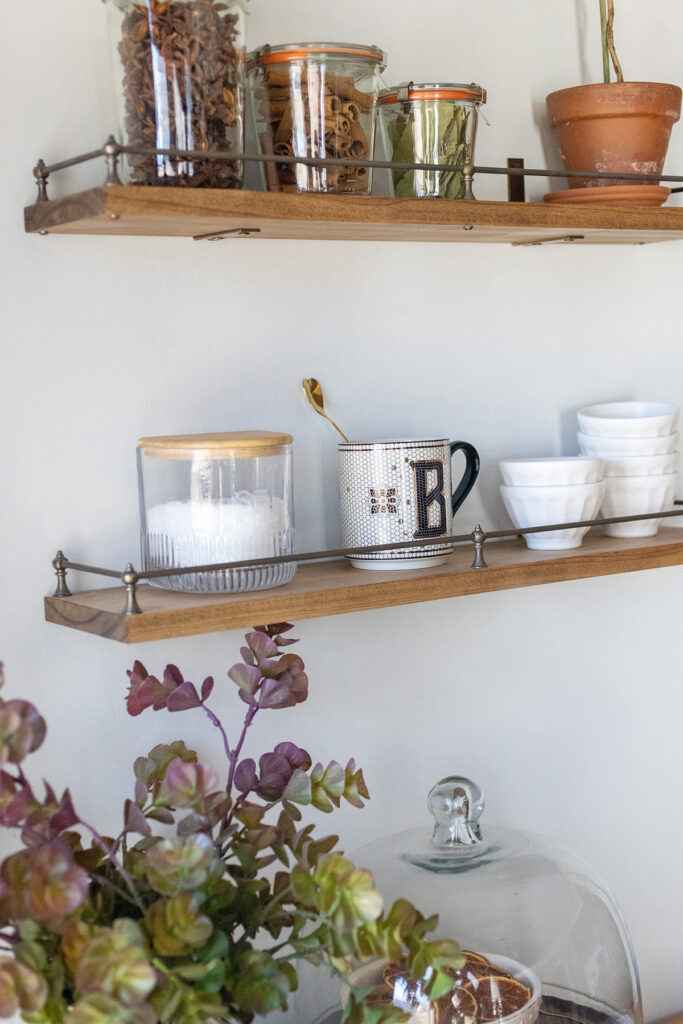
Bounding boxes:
23 186 683 244
44 528 683 644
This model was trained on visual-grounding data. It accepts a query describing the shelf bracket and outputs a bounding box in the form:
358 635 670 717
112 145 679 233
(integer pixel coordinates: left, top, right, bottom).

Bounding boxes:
512 235 585 247
193 227 262 242
507 158 526 203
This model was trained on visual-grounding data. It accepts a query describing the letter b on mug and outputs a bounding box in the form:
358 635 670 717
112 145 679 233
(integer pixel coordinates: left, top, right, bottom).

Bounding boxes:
339 438 480 570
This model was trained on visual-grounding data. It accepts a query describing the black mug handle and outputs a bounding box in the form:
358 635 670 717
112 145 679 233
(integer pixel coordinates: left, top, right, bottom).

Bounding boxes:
450 441 480 515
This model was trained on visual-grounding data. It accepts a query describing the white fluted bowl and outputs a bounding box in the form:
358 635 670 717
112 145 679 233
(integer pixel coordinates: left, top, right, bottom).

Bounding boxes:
578 401 679 438
499 457 604 487
602 451 678 478
600 472 678 538
500 481 606 550
577 431 679 456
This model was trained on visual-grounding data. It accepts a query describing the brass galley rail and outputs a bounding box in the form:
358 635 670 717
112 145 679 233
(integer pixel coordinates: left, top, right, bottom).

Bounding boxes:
50 505 683 616
30 136 683 204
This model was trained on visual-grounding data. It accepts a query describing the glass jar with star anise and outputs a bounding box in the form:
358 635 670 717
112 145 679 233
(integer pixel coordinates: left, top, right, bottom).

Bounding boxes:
104 0 248 188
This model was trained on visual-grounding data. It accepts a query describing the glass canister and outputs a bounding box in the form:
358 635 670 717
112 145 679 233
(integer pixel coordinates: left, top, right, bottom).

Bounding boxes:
137 431 295 593
378 83 486 198
104 0 248 188
247 42 386 194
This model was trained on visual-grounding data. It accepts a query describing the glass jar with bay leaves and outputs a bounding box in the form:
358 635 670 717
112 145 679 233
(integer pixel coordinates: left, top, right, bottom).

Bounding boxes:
104 0 248 188
378 82 486 199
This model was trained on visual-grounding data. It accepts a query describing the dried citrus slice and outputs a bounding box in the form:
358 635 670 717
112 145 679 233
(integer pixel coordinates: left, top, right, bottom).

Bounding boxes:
470 975 532 1021
449 959 495 990
435 986 478 1024
462 951 492 968
383 959 408 987
382 959 428 1010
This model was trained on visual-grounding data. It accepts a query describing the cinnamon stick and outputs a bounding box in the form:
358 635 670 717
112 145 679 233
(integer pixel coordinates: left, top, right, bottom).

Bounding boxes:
320 74 374 110
349 119 369 158
342 101 361 122
275 102 294 143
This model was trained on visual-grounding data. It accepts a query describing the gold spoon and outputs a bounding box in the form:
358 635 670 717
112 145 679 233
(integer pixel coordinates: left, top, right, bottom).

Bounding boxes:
301 378 350 443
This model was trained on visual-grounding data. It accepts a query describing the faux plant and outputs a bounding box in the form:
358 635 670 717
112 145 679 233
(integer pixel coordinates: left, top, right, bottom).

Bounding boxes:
599 0 624 84
0 625 462 1024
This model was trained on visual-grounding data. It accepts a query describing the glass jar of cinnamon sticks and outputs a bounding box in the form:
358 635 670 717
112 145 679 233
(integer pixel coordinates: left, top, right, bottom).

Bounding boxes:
248 42 386 194
104 0 248 188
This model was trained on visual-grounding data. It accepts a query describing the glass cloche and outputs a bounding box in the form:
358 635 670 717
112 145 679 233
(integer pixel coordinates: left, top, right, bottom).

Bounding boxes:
299 776 641 1024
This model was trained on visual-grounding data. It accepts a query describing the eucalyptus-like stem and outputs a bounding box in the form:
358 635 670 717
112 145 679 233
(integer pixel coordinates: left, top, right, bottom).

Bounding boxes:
226 699 260 801
202 702 232 763
599 0 610 83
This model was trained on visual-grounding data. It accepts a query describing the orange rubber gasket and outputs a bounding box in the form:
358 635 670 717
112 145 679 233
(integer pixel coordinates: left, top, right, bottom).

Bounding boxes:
261 48 384 63
380 89 482 104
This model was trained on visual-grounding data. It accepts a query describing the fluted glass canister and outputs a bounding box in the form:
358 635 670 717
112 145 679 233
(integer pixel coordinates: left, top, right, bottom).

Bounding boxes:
248 42 386 194
104 0 248 188
137 432 295 593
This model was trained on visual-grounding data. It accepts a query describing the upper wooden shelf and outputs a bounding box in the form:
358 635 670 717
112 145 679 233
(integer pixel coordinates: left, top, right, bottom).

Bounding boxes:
44 527 683 644
24 186 683 244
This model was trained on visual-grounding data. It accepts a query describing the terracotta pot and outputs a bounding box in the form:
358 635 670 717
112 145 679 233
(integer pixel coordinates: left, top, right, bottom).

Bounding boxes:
546 81 682 188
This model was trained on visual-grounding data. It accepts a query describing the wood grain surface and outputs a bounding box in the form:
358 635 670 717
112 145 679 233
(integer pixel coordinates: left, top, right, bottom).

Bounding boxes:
24 186 683 243
43 528 683 644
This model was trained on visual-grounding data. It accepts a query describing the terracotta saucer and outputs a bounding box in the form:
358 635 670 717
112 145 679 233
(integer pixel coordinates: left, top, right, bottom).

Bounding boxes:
543 184 671 206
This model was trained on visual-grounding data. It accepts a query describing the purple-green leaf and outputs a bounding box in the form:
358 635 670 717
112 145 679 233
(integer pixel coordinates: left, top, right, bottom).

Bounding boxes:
124 799 152 837
228 663 261 697
234 759 257 794
245 632 279 662
167 682 202 712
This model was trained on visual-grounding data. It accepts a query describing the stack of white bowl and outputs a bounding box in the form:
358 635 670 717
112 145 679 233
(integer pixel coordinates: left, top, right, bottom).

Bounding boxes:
577 402 679 538
499 458 606 550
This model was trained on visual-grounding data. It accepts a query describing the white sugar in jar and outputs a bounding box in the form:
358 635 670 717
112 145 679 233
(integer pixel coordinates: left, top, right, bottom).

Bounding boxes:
137 432 295 593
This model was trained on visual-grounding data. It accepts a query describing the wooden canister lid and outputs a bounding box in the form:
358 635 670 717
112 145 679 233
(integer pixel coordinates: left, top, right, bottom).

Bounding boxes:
138 431 293 460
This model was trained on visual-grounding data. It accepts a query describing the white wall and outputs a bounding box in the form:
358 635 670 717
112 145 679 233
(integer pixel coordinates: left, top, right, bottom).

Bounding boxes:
2 0 682 1019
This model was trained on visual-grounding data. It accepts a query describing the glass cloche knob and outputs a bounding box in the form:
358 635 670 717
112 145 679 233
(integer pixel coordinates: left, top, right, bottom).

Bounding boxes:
428 776 485 847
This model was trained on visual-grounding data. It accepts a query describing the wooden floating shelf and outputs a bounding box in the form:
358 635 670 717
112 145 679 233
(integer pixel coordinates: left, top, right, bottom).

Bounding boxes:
44 527 683 644
24 186 683 244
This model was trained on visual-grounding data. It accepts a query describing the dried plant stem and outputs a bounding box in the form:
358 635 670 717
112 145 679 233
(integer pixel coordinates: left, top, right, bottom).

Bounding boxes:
599 0 610 83
606 0 624 83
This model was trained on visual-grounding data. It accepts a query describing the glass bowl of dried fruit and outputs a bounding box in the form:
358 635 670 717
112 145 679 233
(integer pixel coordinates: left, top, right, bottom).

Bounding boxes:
343 950 541 1024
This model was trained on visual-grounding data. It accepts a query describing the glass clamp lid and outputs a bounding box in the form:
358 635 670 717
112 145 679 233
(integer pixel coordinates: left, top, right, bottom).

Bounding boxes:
253 42 387 67
378 82 487 105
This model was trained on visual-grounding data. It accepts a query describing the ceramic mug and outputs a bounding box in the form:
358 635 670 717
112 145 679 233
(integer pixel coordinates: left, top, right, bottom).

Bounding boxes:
339 438 480 570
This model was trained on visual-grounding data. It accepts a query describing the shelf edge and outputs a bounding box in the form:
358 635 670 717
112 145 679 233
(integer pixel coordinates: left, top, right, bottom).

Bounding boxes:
43 532 683 644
